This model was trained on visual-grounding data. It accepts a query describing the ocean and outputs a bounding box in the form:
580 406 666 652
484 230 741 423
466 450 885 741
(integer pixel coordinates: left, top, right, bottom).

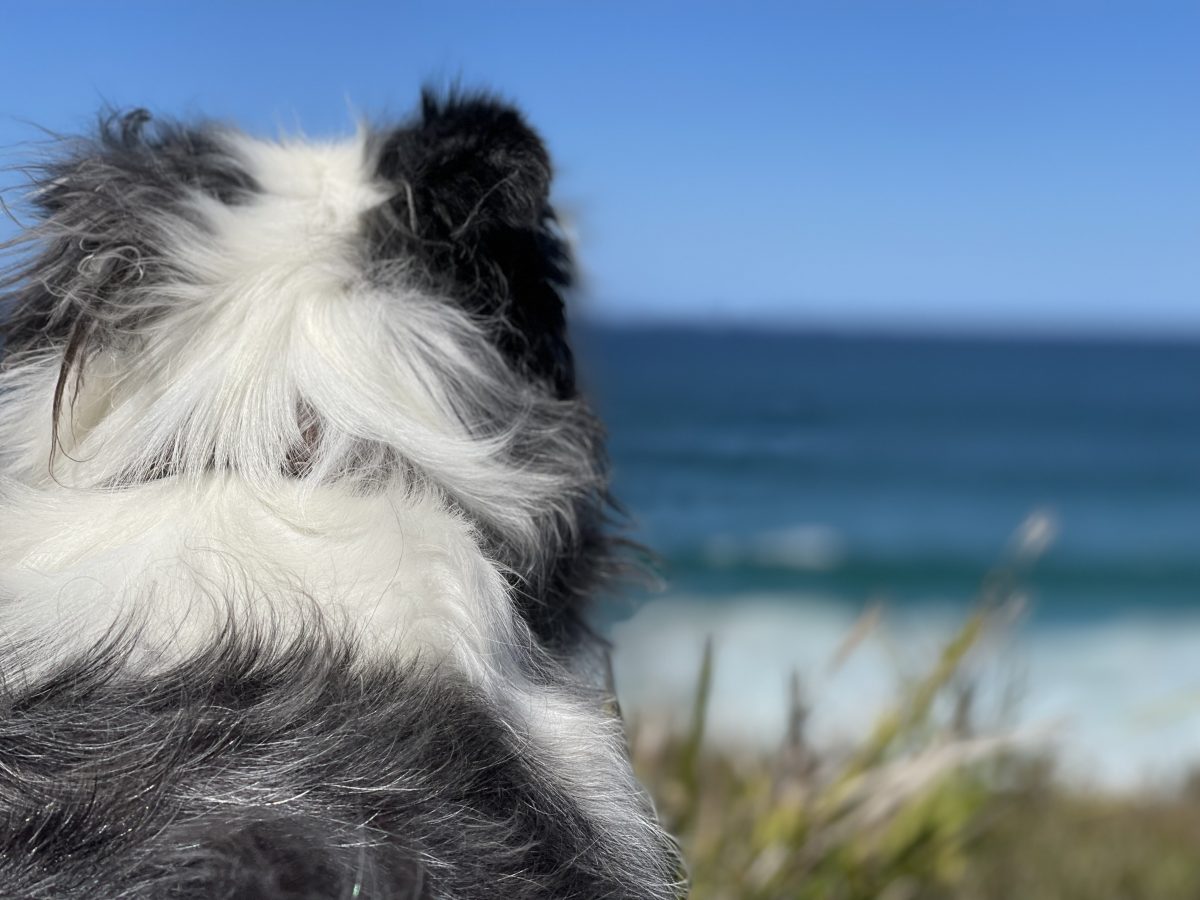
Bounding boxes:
576 326 1200 788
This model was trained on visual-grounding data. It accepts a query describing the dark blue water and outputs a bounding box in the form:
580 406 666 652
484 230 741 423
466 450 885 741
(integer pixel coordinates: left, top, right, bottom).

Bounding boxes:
577 326 1200 622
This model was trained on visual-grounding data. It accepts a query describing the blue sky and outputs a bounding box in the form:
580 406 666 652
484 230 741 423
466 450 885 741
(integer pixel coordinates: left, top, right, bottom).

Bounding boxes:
1 1 1196 333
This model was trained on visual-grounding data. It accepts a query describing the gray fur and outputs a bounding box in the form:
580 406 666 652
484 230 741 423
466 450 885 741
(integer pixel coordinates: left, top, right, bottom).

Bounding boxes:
0 618 679 898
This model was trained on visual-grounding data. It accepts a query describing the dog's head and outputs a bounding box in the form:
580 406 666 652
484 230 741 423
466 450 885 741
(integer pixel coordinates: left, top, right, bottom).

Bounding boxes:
0 91 681 898
0 90 615 654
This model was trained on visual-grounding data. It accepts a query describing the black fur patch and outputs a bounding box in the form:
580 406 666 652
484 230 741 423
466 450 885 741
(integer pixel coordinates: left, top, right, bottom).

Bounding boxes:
367 90 576 400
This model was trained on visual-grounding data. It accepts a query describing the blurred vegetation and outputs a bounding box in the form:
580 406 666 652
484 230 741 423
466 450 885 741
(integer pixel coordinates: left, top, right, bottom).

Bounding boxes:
629 606 1200 899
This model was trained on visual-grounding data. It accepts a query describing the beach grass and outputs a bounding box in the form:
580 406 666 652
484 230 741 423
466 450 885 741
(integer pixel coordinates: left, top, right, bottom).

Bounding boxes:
629 608 1200 899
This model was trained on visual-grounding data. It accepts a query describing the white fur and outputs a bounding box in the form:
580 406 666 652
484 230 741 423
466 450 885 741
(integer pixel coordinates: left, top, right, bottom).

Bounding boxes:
0 476 506 669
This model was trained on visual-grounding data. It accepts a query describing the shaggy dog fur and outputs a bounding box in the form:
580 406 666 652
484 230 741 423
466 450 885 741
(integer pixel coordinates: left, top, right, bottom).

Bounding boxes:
0 92 681 898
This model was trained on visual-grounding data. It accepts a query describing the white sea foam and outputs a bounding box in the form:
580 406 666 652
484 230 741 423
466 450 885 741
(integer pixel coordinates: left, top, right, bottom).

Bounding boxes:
611 594 1200 791
704 524 847 571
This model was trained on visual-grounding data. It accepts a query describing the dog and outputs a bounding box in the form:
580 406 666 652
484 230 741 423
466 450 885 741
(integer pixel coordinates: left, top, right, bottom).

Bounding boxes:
0 91 680 898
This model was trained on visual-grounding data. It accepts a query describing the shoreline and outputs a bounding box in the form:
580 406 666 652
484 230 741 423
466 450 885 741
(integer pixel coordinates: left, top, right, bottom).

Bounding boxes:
611 594 1200 792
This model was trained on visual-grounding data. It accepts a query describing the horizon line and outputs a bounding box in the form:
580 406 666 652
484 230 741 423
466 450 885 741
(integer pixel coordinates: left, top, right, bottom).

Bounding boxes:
574 311 1200 345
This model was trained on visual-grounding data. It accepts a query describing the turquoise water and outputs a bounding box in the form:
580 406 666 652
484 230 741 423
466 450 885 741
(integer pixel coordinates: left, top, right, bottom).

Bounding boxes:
579 326 1200 620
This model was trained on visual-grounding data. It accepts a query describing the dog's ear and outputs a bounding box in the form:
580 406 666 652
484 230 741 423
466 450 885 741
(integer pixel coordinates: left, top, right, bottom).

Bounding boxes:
4 110 254 353
377 89 552 240
373 90 577 398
